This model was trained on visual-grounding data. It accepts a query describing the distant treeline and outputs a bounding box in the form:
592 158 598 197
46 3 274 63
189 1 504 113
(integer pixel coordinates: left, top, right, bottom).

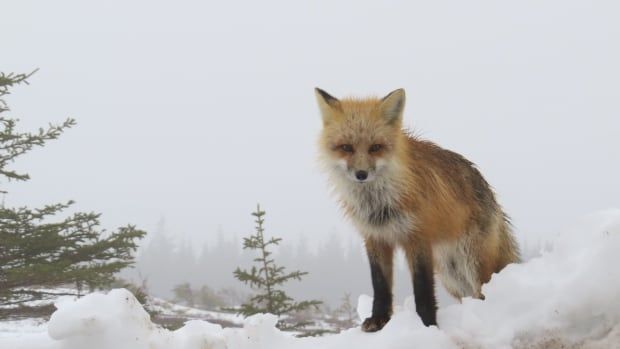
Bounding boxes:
123 221 416 308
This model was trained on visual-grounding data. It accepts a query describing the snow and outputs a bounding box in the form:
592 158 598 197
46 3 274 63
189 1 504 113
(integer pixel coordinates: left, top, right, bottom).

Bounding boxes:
0 319 47 339
147 297 245 326
440 209 620 348
1 210 620 349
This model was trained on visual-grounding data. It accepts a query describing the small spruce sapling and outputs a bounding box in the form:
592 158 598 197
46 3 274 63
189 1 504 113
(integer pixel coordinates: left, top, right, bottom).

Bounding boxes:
233 204 321 322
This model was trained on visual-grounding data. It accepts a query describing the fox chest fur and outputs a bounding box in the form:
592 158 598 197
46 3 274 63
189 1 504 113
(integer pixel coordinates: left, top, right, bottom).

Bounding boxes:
332 171 417 244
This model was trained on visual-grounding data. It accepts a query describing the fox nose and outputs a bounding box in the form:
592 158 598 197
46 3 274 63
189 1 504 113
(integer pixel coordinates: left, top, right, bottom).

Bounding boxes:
355 170 368 181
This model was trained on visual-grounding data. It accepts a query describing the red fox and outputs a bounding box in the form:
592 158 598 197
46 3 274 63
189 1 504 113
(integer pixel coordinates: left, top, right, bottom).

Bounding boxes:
315 88 520 331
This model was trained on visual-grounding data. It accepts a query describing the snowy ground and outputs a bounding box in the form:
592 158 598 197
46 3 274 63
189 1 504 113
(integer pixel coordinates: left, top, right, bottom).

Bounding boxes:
1 210 619 349
148 297 245 328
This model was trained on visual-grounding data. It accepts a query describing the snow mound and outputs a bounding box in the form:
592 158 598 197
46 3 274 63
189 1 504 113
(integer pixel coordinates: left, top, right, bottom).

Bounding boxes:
47 289 225 349
2 210 620 349
440 209 620 348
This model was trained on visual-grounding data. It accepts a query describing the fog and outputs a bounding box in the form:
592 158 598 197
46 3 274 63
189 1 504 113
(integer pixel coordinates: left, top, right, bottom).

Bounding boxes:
2 1 619 304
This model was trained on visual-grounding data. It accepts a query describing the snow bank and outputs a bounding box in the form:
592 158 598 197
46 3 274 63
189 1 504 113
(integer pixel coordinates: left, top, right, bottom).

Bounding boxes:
2 210 619 349
440 209 620 348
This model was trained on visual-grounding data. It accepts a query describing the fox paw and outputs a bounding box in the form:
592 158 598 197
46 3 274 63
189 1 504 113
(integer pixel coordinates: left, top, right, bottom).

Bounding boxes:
361 315 390 332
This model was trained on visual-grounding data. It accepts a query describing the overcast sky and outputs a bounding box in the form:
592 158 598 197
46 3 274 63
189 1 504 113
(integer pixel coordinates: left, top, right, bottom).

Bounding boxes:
3 0 619 249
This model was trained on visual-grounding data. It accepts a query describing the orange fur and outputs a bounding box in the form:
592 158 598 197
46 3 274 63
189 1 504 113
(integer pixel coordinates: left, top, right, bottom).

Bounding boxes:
315 88 519 307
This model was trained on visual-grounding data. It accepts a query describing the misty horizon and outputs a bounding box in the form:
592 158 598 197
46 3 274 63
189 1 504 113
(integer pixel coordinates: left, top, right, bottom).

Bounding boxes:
3 0 619 286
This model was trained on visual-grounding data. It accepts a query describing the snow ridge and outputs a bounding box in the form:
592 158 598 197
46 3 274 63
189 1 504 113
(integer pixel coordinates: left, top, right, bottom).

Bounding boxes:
2 210 620 349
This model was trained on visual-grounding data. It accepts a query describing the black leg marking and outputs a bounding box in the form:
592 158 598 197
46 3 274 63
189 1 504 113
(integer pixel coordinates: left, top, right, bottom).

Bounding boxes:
369 258 392 318
362 241 393 332
413 254 437 326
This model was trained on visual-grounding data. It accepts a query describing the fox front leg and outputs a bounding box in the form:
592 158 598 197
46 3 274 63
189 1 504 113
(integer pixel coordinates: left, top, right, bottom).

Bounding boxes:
405 243 438 326
362 239 394 332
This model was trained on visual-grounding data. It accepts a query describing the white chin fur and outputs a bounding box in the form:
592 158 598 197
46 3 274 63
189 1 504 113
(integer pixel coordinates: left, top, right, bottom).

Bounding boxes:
324 156 415 244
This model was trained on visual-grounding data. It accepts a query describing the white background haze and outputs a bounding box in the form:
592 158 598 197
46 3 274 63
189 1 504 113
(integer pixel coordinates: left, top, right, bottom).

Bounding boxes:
2 0 619 250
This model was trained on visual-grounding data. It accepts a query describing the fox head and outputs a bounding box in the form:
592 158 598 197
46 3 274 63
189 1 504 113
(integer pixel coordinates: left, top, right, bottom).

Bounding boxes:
315 88 407 184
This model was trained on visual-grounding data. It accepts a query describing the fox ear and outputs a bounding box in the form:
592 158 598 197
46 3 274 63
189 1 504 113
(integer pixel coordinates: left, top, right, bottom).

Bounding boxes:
315 88 341 124
380 89 406 125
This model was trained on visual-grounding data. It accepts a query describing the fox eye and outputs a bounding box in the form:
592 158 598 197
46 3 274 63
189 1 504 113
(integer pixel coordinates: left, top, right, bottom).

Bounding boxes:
338 144 354 153
369 144 383 153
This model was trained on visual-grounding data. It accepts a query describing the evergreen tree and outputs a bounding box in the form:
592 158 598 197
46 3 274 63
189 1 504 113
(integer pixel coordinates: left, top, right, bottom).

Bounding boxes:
171 282 226 310
334 292 357 328
133 218 175 298
196 284 226 309
0 71 145 314
172 282 195 307
233 204 321 318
